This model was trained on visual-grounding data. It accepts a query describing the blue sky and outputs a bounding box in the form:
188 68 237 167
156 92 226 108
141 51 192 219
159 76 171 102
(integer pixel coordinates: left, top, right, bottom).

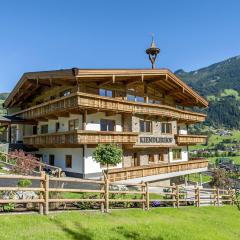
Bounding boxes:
0 0 240 92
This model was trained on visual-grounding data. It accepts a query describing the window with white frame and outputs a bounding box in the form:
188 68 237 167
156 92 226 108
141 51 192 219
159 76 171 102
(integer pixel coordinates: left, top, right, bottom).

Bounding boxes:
161 122 172 134
172 149 182 160
140 120 152 133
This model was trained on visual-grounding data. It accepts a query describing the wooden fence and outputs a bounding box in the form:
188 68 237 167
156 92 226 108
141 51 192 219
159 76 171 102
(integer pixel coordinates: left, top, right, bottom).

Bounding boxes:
0 172 236 215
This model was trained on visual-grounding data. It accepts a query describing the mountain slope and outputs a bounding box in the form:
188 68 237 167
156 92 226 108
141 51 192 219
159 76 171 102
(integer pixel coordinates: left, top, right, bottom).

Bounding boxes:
176 56 240 129
175 55 240 96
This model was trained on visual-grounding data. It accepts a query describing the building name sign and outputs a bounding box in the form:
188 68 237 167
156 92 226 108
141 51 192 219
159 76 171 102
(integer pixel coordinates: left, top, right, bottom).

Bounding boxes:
139 136 173 144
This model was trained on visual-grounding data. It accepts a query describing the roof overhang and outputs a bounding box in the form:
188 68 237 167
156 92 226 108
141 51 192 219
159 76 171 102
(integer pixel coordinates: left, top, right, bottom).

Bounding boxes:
0 116 36 125
4 68 208 108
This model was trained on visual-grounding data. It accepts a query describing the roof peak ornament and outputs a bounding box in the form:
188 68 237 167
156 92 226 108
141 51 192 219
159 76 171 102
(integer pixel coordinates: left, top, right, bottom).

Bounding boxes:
146 34 160 69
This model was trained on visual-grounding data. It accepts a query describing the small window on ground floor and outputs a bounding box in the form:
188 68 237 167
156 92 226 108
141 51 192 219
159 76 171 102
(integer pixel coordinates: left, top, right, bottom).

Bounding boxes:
49 155 55 166
65 155 72 168
172 149 182 160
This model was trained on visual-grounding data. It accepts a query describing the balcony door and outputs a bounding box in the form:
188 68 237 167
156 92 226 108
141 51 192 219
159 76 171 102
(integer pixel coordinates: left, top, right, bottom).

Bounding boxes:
100 119 115 132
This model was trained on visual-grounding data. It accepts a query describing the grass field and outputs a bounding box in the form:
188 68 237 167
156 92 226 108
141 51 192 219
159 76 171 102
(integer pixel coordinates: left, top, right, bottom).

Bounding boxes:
188 173 212 183
0 206 239 240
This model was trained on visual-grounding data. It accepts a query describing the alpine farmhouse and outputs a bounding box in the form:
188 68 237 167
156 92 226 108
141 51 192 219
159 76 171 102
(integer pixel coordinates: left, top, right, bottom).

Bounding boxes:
0 66 209 183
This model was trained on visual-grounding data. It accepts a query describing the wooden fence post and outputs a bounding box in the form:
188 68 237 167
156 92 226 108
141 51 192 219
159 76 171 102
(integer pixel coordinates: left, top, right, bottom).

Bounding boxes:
194 186 199 207
105 176 109 213
217 188 220 207
197 187 200 207
213 188 216 206
39 171 45 215
176 185 179 208
230 189 235 206
44 174 49 215
145 182 149 211
141 181 145 210
172 183 176 208
100 177 105 213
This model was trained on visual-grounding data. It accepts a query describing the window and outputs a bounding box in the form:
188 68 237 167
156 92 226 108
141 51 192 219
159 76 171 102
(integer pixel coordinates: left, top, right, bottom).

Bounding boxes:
133 153 140 167
33 126 37 135
55 122 60 132
100 119 115 131
60 89 71 97
65 155 72 168
127 94 144 103
136 96 144 103
127 94 135 102
69 119 79 131
99 89 113 97
158 153 164 162
149 99 161 104
148 154 155 164
161 123 172 134
140 120 152 133
172 149 182 160
40 125 48 134
49 155 55 166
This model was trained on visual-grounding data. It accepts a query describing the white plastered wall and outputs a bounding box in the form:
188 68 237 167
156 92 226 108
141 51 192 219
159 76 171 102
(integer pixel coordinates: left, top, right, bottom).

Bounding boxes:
84 146 123 174
38 148 83 173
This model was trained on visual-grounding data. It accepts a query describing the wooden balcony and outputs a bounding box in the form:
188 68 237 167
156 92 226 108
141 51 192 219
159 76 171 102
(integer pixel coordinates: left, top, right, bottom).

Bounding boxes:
23 130 138 147
14 92 206 123
107 159 209 182
175 135 207 145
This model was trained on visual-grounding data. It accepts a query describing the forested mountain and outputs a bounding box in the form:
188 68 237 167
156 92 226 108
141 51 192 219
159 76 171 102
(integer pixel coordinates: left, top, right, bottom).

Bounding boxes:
176 56 240 129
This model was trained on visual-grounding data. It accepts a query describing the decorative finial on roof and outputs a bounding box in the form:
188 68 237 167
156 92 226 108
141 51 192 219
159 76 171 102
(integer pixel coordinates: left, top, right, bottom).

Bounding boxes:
146 34 160 69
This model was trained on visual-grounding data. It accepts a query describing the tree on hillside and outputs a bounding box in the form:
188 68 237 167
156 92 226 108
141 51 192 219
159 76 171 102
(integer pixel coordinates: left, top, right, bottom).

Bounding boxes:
210 168 231 188
93 144 122 176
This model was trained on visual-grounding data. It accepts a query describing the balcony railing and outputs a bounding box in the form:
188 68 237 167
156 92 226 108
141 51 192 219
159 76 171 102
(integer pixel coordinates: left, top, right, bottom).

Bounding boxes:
107 159 209 182
23 130 138 147
175 134 207 145
13 92 206 123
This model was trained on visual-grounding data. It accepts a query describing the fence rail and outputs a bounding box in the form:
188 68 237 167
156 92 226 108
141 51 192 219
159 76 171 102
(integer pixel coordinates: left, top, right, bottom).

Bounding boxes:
0 172 236 215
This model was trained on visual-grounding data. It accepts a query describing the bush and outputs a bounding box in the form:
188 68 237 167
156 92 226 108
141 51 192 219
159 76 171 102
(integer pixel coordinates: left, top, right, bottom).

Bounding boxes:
17 179 32 187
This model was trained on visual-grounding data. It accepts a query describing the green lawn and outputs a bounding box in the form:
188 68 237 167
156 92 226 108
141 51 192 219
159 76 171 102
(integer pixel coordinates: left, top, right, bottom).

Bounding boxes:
188 173 212 183
0 206 239 240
